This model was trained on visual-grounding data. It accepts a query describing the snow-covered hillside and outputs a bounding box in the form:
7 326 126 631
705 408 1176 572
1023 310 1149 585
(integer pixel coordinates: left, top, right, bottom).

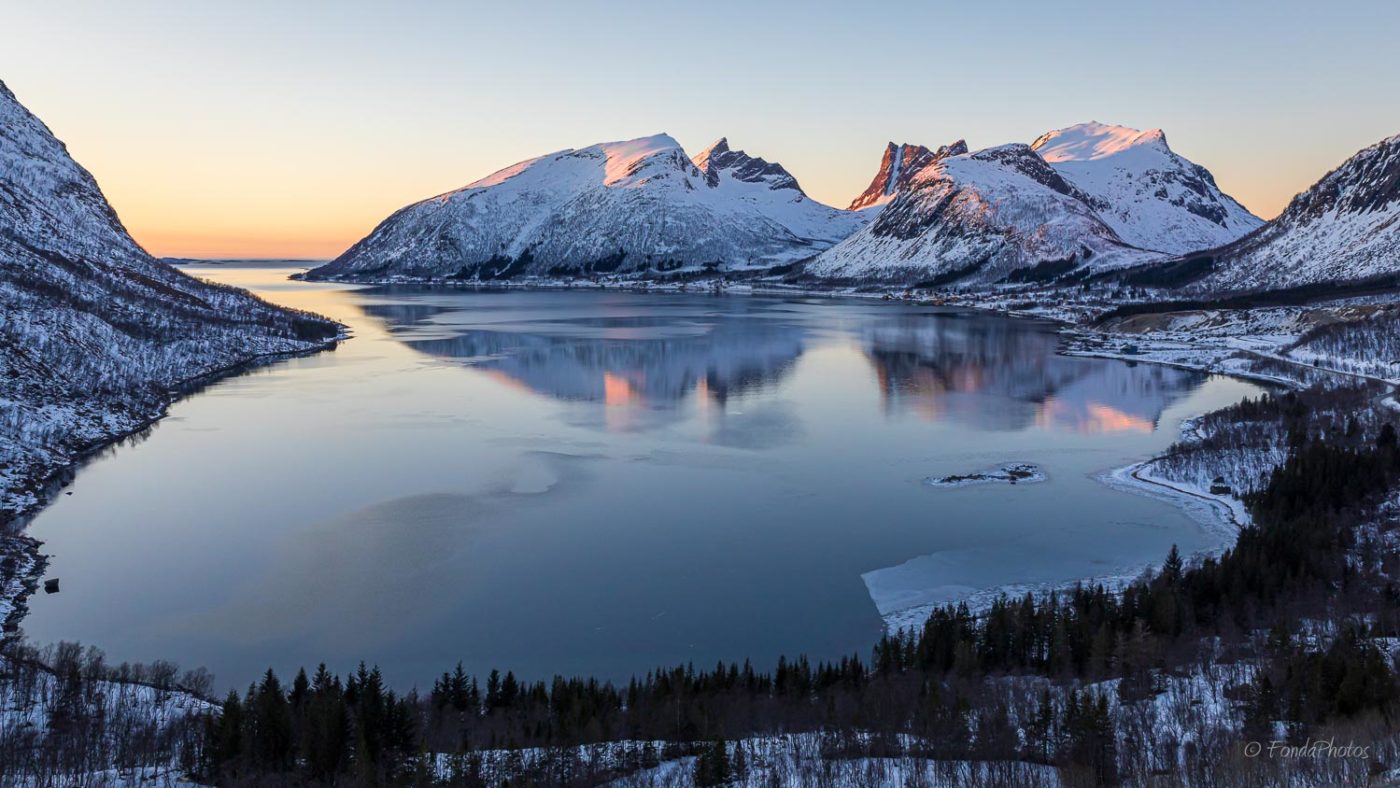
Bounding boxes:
1 644 213 786
0 79 338 627
1193 133 1400 292
1031 122 1262 254
305 134 865 281
808 144 1160 286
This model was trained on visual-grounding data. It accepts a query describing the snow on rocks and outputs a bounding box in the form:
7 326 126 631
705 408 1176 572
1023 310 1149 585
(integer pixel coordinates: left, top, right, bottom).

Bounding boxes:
0 534 42 638
846 140 967 212
808 122 1257 287
808 143 1158 286
1192 133 1400 293
1030 121 1262 255
923 462 1046 488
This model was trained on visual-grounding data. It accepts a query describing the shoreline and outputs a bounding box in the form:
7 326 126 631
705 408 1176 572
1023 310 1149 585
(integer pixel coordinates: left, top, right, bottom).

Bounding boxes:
294 271 1083 323
875 431 1253 634
0 332 345 639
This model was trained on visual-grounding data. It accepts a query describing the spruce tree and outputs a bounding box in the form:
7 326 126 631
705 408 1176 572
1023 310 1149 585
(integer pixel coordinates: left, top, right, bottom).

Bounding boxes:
212 689 244 776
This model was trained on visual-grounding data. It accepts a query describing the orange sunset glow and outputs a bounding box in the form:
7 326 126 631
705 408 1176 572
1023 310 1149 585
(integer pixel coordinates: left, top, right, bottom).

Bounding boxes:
5 3 1397 259
602 372 642 408
1036 400 1156 435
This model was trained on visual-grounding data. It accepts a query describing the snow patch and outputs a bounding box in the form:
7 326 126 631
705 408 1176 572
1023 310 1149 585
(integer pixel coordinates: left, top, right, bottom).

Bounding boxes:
923 462 1046 488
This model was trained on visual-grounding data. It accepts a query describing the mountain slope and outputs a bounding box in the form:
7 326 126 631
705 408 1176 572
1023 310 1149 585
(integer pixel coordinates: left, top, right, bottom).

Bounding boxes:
1031 121 1262 254
848 141 967 211
1190 133 1400 292
808 143 1159 286
0 79 338 523
306 135 864 281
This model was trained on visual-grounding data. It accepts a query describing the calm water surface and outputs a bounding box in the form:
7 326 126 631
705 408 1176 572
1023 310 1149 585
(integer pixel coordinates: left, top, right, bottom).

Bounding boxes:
24 265 1260 689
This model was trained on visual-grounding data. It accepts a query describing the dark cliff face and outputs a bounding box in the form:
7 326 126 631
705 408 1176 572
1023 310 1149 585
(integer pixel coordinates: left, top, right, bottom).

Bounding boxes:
970 144 1079 197
866 144 1086 242
694 138 802 192
848 140 968 211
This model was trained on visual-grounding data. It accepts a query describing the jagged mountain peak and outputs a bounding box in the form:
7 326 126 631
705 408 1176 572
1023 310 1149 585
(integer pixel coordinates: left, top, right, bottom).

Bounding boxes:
692 137 801 192
1031 121 1170 163
939 139 970 157
692 136 731 164
848 139 968 211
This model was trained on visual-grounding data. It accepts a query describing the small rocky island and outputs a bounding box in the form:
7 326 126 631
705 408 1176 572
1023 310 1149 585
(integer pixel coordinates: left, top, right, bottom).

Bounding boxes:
925 462 1047 488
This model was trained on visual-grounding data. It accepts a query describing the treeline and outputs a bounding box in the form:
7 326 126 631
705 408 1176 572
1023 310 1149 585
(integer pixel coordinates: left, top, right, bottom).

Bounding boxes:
1090 271 1400 323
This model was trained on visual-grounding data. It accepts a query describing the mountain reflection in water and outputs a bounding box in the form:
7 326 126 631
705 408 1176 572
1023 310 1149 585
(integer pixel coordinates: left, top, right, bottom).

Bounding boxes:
359 289 1198 434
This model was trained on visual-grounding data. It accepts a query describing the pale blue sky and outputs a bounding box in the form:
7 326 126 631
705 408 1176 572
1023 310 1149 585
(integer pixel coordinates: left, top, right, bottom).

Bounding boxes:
4 0 1398 257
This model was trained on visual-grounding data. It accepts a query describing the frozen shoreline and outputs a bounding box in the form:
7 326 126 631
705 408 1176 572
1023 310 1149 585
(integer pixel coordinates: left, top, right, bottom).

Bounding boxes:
868 314 1400 632
866 334 1292 632
870 454 1250 633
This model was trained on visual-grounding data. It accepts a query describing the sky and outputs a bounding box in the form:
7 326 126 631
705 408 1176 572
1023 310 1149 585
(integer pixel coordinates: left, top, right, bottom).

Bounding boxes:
4 0 1400 259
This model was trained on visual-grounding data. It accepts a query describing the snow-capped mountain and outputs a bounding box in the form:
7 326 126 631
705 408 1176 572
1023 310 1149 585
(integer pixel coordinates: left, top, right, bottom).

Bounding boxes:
1031 122 1262 254
305 134 865 281
1190 132 1400 292
808 143 1159 286
0 79 337 520
848 141 967 211
810 123 1259 287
